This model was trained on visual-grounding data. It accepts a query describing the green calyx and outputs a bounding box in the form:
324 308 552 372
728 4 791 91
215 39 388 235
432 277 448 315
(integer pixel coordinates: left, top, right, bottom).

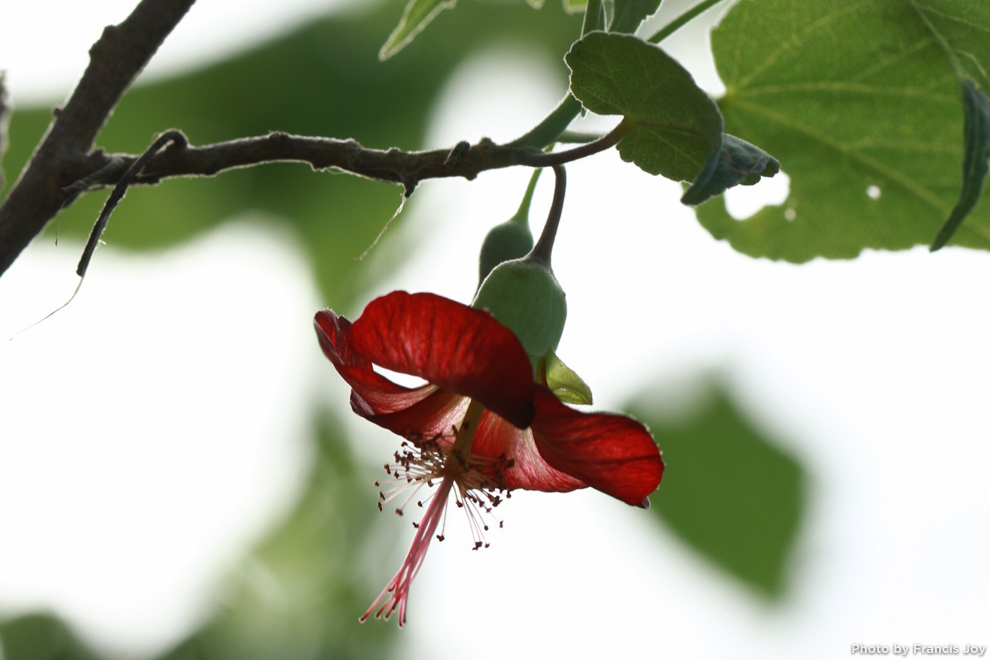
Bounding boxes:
472 256 567 361
540 348 593 405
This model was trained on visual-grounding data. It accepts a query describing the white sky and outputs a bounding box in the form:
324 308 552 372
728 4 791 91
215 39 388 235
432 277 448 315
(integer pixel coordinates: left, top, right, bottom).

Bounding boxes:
3 2 990 659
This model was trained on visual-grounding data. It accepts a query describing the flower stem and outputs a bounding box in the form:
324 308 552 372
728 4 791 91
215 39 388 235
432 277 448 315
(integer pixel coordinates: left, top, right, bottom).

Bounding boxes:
529 165 566 267
512 168 543 226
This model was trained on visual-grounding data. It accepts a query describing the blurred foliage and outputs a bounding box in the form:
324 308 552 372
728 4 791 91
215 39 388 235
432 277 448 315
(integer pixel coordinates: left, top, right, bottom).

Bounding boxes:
0 614 99 660
0 414 395 660
2 0 582 307
628 382 806 599
157 414 396 660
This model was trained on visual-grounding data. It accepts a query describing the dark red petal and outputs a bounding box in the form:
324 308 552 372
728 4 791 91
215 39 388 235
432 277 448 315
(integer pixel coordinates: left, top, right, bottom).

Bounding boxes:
356 388 469 452
529 387 664 507
471 410 586 493
317 309 470 444
316 309 423 408
350 291 535 429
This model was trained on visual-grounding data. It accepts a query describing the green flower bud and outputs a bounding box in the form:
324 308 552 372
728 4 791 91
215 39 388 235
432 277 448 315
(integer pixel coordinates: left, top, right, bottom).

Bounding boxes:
478 219 534 286
472 257 566 360
477 168 541 289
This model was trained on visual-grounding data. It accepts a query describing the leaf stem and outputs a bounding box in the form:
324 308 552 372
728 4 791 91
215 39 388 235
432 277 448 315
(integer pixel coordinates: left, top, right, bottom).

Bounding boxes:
647 0 725 44
517 119 631 168
513 168 543 225
582 0 604 36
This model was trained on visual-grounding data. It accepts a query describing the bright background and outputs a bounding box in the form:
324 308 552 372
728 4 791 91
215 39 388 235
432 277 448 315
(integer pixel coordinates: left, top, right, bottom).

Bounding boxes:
2 1 990 659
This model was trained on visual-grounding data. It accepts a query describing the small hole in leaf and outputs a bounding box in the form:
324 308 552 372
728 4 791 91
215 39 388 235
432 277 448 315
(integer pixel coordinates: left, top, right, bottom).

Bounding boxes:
725 171 790 220
867 185 881 200
784 208 797 221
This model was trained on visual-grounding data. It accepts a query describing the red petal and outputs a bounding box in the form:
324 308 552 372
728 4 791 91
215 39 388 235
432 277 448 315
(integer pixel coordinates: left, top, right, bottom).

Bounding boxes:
316 309 416 406
350 292 535 429
471 410 586 493
316 309 467 444
356 388 469 451
529 387 664 507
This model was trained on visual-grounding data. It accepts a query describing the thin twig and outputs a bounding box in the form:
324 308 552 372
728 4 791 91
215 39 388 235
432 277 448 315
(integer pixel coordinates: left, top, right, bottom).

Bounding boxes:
77 130 186 278
0 0 196 277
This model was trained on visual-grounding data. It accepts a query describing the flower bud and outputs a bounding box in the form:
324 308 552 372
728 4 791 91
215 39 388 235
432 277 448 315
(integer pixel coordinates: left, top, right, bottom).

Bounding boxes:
477 219 533 286
472 257 566 360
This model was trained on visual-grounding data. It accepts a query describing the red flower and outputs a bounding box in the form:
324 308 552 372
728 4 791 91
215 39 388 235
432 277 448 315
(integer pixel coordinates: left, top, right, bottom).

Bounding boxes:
314 291 663 626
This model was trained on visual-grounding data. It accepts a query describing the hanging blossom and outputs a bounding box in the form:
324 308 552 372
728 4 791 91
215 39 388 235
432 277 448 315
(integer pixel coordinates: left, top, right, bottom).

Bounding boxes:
314 291 664 626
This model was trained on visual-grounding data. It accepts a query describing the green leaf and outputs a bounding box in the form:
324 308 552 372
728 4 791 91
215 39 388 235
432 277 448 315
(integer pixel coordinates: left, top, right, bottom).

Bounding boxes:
931 80 990 251
380 0 458 60
543 348 593 405
566 32 723 182
681 133 780 205
627 383 806 598
563 0 587 12
607 0 662 34
697 0 990 262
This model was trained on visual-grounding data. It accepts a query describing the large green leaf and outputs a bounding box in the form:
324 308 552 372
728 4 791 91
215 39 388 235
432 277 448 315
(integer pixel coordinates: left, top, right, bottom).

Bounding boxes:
566 32 723 182
627 383 806 598
697 0 990 262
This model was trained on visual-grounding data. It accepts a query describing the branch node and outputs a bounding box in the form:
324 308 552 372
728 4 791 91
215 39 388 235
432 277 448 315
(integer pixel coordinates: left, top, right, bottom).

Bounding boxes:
444 141 470 167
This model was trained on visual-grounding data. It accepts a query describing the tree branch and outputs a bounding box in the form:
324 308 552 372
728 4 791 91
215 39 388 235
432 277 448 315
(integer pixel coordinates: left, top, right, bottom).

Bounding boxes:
0 0 627 280
0 0 195 276
66 121 629 193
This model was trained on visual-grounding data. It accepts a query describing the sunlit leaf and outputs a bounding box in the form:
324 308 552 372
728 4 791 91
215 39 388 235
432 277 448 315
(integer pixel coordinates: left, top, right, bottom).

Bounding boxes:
627 383 806 598
380 0 457 60
697 0 990 261
566 32 722 182
931 80 990 251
